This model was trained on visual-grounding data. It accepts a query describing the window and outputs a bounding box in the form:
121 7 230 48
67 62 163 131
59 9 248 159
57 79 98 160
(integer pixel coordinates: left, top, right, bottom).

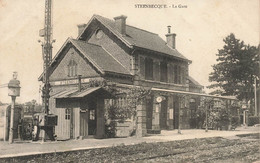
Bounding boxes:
145 58 153 80
178 66 181 84
174 65 181 84
168 63 174 83
95 29 104 39
160 61 168 82
65 108 71 120
139 56 145 78
89 110 95 120
68 60 77 77
153 61 160 81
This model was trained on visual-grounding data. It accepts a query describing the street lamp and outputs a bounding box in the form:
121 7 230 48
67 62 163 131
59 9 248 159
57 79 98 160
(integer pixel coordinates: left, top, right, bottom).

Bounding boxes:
8 72 21 144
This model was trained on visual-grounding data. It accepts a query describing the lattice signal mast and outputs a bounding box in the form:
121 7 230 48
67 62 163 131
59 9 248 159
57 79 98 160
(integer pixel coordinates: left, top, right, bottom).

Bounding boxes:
39 0 55 114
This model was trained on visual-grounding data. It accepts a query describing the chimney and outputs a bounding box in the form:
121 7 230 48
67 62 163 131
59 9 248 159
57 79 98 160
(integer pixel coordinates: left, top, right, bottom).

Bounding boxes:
165 26 176 49
77 24 87 36
114 15 127 36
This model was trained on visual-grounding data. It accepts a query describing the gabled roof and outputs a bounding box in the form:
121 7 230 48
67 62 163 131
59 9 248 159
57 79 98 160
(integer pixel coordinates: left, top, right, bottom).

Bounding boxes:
39 38 131 81
70 39 131 75
78 14 190 62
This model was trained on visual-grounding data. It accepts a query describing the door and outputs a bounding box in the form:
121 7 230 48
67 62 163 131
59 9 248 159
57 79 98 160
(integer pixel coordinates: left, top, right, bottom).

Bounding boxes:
69 108 74 139
173 96 179 129
80 110 88 137
190 99 197 129
146 96 153 131
88 100 97 135
160 97 168 129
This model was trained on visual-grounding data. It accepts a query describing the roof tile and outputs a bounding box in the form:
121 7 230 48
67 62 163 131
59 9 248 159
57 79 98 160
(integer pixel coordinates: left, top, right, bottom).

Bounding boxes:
70 39 131 76
93 15 189 61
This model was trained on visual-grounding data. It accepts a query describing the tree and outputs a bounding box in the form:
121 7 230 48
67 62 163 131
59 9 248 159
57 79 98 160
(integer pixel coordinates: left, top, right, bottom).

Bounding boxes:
208 33 259 106
23 99 43 113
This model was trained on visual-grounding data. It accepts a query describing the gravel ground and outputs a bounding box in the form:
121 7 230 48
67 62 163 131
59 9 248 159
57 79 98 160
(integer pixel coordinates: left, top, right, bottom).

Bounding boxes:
0 134 259 163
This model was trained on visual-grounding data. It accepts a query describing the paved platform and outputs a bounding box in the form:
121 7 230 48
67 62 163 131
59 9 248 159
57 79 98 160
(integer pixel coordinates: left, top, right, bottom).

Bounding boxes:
0 126 259 158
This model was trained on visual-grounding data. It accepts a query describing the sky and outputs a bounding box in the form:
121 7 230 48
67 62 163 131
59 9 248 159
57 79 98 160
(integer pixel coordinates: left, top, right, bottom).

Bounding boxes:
0 0 259 104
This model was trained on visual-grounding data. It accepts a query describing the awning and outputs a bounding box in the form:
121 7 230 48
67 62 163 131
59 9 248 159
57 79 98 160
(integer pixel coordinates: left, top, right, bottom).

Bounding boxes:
151 88 237 100
114 83 237 100
52 89 78 98
53 87 112 99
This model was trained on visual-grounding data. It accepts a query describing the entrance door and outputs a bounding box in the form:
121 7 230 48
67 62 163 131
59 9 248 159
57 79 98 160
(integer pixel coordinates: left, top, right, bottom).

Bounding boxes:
88 100 97 135
190 99 197 129
160 97 167 129
173 96 179 129
69 108 74 139
146 96 153 131
80 110 88 137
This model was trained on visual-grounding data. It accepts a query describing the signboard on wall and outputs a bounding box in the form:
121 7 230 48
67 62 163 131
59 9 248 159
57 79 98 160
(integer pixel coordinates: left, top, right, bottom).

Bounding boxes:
156 104 159 113
169 108 174 119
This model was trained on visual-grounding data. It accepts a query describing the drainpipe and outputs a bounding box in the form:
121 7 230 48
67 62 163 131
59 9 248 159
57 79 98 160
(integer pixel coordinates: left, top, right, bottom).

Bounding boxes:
78 75 82 92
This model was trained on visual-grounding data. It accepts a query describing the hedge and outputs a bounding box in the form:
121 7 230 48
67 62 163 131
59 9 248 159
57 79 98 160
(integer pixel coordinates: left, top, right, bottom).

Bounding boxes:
231 116 240 126
248 116 260 126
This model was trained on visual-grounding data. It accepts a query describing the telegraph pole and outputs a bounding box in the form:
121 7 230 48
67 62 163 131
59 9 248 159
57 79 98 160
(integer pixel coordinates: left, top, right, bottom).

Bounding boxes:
39 0 55 142
40 0 54 115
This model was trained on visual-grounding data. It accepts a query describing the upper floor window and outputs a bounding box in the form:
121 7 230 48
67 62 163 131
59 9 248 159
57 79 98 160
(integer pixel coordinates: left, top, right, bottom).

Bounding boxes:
68 60 77 77
139 55 186 85
160 61 168 82
145 58 153 80
174 65 181 84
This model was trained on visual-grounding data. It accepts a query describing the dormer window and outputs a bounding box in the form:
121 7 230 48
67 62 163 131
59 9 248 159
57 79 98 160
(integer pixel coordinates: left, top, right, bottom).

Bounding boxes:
68 60 77 77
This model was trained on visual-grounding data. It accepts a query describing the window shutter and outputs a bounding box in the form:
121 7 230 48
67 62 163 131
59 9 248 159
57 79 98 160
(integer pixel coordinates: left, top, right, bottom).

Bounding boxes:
139 56 145 79
178 65 181 84
160 61 167 82
145 58 153 80
182 66 186 84
174 65 178 84
153 61 160 81
168 63 174 83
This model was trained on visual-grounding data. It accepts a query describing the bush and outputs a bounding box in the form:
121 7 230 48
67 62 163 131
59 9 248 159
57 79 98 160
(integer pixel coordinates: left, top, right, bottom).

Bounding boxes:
231 116 240 126
104 119 117 138
248 116 260 126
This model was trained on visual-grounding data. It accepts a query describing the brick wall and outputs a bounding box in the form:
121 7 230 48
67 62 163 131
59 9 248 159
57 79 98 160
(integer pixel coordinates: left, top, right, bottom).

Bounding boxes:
50 47 100 81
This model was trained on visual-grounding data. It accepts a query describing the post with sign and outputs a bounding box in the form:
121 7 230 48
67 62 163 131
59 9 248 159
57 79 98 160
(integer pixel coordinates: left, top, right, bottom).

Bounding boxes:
8 72 21 144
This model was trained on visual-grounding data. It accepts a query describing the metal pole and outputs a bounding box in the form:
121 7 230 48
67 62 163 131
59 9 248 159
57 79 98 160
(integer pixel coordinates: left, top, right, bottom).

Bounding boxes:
9 96 16 144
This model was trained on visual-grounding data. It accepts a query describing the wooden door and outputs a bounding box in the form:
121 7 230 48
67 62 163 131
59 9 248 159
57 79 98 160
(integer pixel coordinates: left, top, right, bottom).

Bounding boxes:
146 97 153 130
80 111 88 137
190 99 197 129
88 100 97 135
160 97 168 129
88 108 96 135
70 108 74 139
173 96 179 129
